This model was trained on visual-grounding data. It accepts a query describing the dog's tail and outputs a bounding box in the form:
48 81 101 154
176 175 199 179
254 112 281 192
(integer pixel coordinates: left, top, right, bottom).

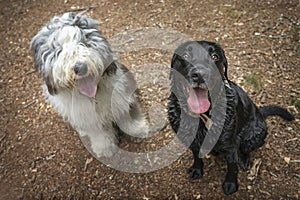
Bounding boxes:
259 106 294 121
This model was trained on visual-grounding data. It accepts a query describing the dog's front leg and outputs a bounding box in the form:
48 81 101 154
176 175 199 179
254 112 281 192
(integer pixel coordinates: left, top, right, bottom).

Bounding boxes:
222 152 239 195
188 148 204 179
77 126 118 158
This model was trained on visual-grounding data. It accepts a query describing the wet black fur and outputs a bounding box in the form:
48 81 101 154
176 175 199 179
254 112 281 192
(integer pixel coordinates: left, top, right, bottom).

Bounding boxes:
168 41 294 195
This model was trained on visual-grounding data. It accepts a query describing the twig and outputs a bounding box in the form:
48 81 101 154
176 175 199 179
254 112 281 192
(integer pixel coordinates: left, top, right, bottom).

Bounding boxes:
25 69 36 75
84 157 93 171
259 189 271 196
285 137 298 143
67 5 97 13
24 100 36 109
32 150 58 167
0 133 6 143
269 171 278 178
290 160 300 163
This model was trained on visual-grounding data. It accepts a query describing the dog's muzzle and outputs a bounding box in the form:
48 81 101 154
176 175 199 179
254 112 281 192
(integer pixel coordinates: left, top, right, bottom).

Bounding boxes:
186 68 211 115
190 69 205 86
74 62 88 76
74 61 98 98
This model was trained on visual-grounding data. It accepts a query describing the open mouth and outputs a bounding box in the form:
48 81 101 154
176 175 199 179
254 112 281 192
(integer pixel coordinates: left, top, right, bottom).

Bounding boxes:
187 86 211 114
76 75 98 98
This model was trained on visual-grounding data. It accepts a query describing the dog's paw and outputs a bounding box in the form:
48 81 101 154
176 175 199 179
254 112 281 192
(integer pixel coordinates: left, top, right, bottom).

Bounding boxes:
239 157 251 170
188 167 203 180
93 145 118 158
239 154 251 170
124 123 149 143
222 181 238 195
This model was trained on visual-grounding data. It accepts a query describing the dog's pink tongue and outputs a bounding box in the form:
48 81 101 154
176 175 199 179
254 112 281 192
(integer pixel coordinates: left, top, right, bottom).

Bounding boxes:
77 76 97 98
187 88 210 114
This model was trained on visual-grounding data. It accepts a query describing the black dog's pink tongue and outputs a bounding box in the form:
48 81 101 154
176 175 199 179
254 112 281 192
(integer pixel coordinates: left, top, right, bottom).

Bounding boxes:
187 88 210 114
77 75 97 98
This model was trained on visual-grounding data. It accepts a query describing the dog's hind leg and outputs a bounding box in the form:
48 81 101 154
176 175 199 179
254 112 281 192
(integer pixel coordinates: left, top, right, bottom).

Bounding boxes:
238 124 267 170
222 152 239 195
128 101 149 139
115 99 149 140
239 151 251 170
188 148 204 179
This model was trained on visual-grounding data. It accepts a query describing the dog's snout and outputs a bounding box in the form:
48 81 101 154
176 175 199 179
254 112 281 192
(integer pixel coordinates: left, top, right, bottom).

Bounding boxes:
74 62 88 76
190 70 205 84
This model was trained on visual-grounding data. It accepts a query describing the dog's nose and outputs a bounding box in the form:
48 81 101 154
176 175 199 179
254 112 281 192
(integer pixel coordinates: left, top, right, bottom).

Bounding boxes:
74 62 88 76
190 70 205 84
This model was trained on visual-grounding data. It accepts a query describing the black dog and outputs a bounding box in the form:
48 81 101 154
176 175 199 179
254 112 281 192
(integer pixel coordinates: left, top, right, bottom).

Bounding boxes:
168 41 294 195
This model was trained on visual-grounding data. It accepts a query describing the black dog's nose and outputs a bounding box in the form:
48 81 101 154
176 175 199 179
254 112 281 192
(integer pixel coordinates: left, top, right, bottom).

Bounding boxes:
190 70 205 84
74 62 88 76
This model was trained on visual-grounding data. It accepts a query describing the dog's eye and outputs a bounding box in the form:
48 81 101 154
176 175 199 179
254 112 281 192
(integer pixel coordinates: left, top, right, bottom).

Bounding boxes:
211 54 219 61
182 53 190 60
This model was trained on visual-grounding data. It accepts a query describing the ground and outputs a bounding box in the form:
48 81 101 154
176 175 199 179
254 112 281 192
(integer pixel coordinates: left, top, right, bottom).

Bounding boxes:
0 0 299 199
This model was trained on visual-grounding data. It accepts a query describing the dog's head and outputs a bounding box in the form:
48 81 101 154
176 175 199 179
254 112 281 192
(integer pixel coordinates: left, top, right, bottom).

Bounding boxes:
30 12 117 97
170 41 228 116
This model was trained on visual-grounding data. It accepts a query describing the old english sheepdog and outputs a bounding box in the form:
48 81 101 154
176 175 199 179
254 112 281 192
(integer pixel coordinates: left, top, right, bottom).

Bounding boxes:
30 12 148 157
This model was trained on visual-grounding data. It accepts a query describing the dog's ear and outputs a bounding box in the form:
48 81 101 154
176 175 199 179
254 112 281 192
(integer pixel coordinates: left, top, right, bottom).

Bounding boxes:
31 34 57 95
44 68 57 95
220 48 228 80
170 54 178 80
30 39 43 72
171 53 184 69
44 76 57 95
30 27 53 73
171 54 178 68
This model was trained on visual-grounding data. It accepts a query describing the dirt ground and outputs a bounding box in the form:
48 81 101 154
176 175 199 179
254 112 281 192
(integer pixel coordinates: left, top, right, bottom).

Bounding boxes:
0 0 299 199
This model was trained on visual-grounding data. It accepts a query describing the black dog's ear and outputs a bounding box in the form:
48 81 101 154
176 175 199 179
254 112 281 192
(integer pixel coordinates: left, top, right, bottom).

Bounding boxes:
220 48 228 80
170 53 182 80
171 54 179 68
170 54 177 80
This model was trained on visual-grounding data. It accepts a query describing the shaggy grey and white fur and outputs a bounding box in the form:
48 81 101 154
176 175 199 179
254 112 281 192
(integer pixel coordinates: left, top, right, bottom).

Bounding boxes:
30 12 148 157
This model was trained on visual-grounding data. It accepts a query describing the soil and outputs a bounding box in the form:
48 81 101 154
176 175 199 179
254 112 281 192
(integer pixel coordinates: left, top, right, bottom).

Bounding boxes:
0 0 299 199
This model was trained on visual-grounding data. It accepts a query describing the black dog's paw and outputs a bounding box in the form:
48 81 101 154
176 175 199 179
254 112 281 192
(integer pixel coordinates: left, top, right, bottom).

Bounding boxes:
239 157 251 170
188 167 203 180
239 154 251 170
222 181 238 195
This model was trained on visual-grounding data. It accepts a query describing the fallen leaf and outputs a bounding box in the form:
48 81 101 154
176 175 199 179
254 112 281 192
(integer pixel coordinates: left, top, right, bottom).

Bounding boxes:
284 157 290 164
84 157 93 171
